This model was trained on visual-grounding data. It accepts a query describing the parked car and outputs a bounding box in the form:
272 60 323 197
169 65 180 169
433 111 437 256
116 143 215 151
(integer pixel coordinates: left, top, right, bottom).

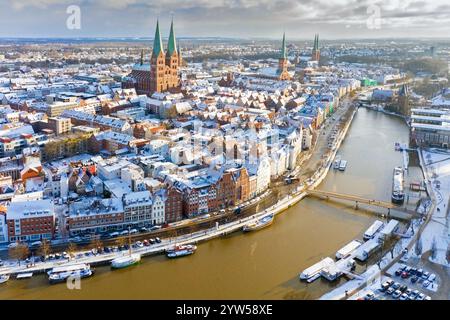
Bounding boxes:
422 280 430 288
130 229 138 235
386 287 395 295
395 269 403 276
428 274 436 282
392 290 402 299
149 238 156 245
143 240 149 246
424 296 431 300
399 293 409 300
120 230 129 236
364 292 375 300
139 227 148 233
416 268 423 277
136 241 144 248
416 293 426 300
411 290 420 299
399 285 408 292
155 237 161 243
392 282 401 290
411 276 419 284
401 271 409 279
421 271 430 280
150 226 162 231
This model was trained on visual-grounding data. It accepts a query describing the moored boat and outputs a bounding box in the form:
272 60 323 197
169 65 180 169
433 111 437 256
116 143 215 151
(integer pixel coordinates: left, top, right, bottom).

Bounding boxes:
243 214 274 232
391 166 405 204
47 264 94 284
0 274 10 284
338 160 347 171
111 253 141 269
166 244 197 258
333 156 341 169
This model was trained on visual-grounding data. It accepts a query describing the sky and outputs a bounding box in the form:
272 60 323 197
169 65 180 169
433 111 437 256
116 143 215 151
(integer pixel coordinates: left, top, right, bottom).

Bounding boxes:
1 0 450 39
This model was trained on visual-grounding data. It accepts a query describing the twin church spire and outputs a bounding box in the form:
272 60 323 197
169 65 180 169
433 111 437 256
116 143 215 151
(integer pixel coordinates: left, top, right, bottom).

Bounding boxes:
152 19 178 58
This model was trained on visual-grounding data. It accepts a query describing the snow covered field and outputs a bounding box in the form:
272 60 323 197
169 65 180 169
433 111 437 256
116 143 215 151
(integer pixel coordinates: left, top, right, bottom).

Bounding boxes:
419 149 450 266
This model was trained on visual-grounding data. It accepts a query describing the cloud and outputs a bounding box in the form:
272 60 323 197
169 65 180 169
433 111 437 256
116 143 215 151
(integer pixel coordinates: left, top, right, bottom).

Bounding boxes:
2 0 450 38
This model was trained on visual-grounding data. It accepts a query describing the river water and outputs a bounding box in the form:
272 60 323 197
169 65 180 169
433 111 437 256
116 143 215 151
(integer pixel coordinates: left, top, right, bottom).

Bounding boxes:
0 108 422 299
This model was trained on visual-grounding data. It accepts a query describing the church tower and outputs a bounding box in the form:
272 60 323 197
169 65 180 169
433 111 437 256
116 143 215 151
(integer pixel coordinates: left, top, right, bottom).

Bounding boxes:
166 19 180 90
312 34 320 62
277 33 291 81
150 20 166 93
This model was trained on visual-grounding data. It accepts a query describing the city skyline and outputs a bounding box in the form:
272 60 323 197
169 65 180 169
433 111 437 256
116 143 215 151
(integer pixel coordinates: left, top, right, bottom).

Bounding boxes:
1 0 450 39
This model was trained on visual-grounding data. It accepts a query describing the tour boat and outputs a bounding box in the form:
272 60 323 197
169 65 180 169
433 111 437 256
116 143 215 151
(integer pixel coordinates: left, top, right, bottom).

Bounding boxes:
0 274 10 284
391 166 405 204
338 160 347 171
243 214 274 232
111 253 141 269
47 264 94 284
333 156 341 169
166 244 197 258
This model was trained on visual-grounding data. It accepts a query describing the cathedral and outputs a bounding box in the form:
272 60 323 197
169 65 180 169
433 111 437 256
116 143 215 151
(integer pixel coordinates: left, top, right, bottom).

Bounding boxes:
127 19 182 95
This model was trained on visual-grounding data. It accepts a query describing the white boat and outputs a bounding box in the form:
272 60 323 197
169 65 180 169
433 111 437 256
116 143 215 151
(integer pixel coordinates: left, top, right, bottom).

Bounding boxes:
333 156 341 169
354 239 381 262
299 257 334 281
166 245 197 258
363 220 384 240
111 253 141 269
392 167 405 204
243 214 274 232
338 160 347 171
48 264 94 284
16 272 33 280
335 240 362 260
0 274 9 284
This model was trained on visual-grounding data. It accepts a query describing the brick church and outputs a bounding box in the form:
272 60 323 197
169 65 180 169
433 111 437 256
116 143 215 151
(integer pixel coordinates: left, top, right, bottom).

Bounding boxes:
125 19 183 95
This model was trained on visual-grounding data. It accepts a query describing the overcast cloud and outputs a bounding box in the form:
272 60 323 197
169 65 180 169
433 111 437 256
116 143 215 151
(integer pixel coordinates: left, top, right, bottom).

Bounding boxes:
1 0 449 39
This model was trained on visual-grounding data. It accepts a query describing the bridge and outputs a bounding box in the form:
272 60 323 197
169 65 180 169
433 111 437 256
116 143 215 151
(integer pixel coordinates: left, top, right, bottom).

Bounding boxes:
305 189 417 217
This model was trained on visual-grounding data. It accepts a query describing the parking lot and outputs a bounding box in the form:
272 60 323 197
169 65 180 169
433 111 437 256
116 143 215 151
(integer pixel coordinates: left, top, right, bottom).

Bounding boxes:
358 262 439 300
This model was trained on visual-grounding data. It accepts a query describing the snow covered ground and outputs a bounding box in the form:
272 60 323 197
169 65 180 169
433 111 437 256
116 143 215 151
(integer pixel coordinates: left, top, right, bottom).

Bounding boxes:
419 149 450 266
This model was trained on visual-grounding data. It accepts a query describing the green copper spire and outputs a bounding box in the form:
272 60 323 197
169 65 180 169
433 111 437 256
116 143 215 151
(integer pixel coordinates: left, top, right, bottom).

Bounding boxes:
167 19 178 56
280 32 287 59
152 19 164 57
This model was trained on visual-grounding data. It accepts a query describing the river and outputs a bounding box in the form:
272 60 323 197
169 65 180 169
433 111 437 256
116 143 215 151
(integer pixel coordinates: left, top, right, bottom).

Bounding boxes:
0 108 423 299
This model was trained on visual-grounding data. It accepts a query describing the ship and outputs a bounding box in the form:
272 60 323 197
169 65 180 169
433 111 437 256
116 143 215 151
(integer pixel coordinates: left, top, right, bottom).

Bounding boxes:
47 264 94 284
166 244 197 258
111 253 141 269
0 274 9 284
391 166 405 204
333 155 341 169
242 214 274 232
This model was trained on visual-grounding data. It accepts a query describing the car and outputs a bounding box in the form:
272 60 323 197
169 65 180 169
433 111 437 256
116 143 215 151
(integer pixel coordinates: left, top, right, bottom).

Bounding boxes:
136 241 144 248
155 237 161 243
104 247 111 253
55 253 62 259
411 290 420 299
149 238 156 245
404 266 412 273
421 271 430 280
395 269 403 276
401 272 409 279
416 268 423 277
386 287 395 295
380 282 391 291
399 285 408 293
120 230 129 236
130 229 138 235
139 227 148 233
364 292 375 300
428 273 436 282
143 240 149 246
411 276 419 284
410 267 417 275
119 245 126 251
150 226 162 231
399 293 409 301
392 282 401 290
109 232 119 238
392 290 402 299
424 296 431 301
422 280 430 288
416 293 426 300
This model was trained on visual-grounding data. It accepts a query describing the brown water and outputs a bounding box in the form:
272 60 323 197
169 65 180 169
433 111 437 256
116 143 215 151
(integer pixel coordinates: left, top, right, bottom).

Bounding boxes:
0 108 420 300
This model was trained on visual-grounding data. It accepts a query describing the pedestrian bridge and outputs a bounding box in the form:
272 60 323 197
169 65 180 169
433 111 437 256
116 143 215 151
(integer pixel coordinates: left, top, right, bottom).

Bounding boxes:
305 189 417 217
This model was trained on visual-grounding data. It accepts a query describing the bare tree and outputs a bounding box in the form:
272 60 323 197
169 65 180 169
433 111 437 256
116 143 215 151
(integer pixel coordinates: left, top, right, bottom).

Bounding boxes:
446 243 450 265
67 242 78 259
38 239 51 259
431 237 438 260
9 243 30 266
415 237 423 257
